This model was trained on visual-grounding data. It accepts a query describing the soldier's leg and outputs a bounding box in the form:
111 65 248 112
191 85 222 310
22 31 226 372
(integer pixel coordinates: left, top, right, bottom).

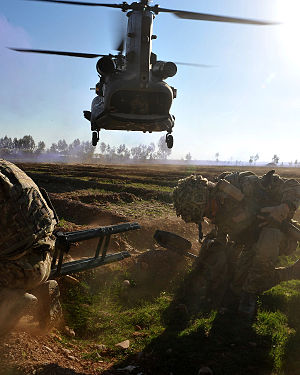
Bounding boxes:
192 238 230 308
0 247 59 334
21 249 62 329
231 245 253 297
238 227 284 318
0 261 39 336
19 249 52 290
271 231 300 284
33 280 62 329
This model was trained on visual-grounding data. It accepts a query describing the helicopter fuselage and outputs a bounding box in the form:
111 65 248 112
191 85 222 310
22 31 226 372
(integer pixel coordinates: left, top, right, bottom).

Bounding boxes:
90 8 177 137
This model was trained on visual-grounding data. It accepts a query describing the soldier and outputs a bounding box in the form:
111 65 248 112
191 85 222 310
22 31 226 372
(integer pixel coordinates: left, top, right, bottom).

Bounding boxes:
0 159 60 335
173 170 300 319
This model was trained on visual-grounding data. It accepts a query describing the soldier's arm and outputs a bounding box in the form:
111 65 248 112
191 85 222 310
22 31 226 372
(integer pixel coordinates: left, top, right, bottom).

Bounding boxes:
271 176 300 212
260 176 300 224
280 179 300 212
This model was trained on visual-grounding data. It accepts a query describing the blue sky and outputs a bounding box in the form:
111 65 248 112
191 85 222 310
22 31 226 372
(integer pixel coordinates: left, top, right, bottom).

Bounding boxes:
0 0 299 162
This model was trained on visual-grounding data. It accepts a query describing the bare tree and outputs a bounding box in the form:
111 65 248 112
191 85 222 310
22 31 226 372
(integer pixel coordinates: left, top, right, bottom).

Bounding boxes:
49 143 58 153
117 144 126 155
272 154 280 164
156 136 172 160
18 135 35 152
36 141 46 154
0 136 13 150
57 139 68 153
100 142 106 154
185 152 192 161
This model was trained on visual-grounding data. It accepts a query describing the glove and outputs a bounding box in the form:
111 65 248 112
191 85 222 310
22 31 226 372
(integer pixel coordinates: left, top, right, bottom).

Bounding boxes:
258 203 289 226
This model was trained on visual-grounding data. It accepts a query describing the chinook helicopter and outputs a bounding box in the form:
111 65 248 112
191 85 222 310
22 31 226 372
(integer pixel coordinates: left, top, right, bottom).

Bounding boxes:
11 0 276 148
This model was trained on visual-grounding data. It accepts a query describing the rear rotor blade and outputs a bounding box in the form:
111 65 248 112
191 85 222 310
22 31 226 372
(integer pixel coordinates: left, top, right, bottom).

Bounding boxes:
9 47 106 58
174 62 215 68
25 0 125 8
156 7 278 25
116 39 125 54
112 12 127 54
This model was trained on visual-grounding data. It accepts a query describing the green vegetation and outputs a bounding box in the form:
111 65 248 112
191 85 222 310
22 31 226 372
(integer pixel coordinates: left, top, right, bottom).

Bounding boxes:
106 200 173 218
56 217 67 227
277 244 300 268
254 309 294 371
61 270 171 362
58 260 300 374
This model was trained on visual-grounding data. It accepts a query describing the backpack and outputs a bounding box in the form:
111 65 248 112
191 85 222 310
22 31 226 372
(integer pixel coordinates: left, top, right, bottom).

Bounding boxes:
0 159 57 259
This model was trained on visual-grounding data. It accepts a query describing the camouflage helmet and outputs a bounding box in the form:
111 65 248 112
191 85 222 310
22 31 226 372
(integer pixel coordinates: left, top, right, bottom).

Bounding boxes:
173 174 212 223
0 159 57 259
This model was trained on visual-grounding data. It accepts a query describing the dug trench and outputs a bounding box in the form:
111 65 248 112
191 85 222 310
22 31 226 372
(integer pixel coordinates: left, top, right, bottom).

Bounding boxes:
0 191 203 375
49 193 202 305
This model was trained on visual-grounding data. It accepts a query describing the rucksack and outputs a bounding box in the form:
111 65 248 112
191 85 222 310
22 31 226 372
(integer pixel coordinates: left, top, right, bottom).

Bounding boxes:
0 159 57 259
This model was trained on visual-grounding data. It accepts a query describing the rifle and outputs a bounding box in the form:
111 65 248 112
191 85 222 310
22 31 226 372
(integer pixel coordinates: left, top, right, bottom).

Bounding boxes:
154 230 197 259
282 221 300 242
154 221 300 259
50 222 140 278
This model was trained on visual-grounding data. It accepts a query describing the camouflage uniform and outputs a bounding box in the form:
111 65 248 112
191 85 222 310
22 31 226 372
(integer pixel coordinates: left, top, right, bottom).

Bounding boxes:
173 171 300 316
0 159 58 334
210 171 300 294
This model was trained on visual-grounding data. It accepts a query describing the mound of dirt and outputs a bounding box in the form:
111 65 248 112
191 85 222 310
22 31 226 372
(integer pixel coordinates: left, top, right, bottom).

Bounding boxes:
29 172 172 203
79 192 137 204
50 195 127 226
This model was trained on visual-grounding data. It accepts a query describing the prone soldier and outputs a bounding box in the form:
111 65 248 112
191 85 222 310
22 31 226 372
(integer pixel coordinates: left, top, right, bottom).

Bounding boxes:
173 170 300 319
0 159 139 335
0 159 61 335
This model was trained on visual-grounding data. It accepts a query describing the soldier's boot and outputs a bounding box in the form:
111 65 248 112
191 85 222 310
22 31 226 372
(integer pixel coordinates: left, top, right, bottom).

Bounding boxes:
0 289 38 336
33 280 62 330
238 292 257 321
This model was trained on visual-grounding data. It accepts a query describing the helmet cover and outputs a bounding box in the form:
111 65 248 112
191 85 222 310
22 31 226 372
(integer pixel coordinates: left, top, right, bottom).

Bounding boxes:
173 174 210 223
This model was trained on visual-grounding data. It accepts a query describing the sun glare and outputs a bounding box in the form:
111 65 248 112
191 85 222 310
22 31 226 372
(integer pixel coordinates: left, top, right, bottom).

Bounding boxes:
276 0 300 65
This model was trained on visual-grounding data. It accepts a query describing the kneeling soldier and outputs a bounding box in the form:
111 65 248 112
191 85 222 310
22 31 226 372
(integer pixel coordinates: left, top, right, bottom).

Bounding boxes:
173 170 300 319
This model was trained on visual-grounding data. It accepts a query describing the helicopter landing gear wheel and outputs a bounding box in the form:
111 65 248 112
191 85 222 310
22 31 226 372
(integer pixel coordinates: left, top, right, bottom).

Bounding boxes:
166 133 173 149
92 131 99 147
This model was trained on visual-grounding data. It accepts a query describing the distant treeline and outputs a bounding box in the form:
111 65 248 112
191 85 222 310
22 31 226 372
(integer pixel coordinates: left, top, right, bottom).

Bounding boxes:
0 135 172 162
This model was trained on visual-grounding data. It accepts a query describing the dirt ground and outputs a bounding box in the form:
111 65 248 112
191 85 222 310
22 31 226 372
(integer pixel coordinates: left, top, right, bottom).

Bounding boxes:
1 163 300 375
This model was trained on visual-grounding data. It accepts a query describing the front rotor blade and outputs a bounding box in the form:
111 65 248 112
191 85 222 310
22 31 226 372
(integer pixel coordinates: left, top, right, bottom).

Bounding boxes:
9 48 106 58
25 0 124 8
157 8 278 25
174 62 215 68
